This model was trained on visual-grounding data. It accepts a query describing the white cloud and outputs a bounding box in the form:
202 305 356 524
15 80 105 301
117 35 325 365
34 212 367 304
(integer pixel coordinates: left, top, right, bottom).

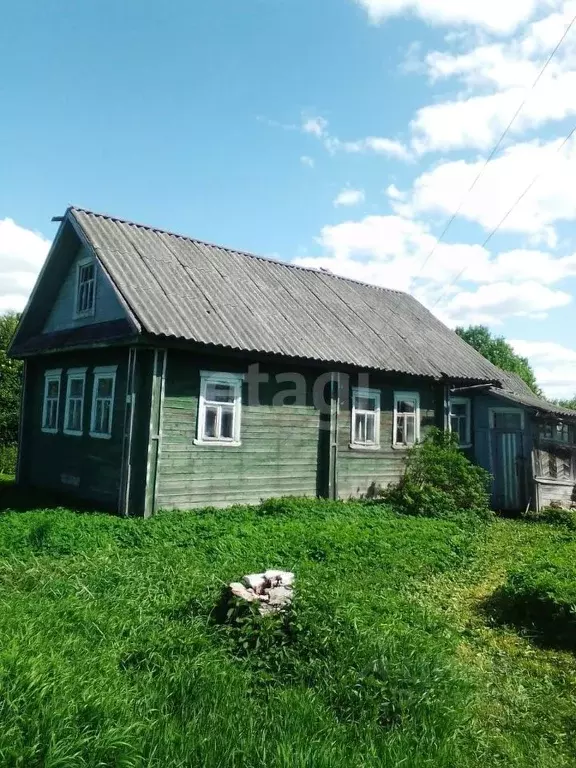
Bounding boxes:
326 136 412 160
411 73 576 154
300 155 315 168
510 339 576 398
294 212 576 324
352 0 547 34
0 218 51 313
333 188 365 207
399 137 576 242
302 116 328 138
438 281 571 326
300 115 411 161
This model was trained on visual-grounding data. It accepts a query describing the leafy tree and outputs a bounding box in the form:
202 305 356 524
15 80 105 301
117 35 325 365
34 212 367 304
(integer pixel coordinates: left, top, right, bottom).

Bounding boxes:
456 325 542 396
554 395 576 411
0 311 22 445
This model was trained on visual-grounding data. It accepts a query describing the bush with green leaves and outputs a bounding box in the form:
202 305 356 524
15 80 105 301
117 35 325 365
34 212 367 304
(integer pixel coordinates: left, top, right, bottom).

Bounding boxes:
523 505 576 529
494 541 576 648
383 428 492 521
0 443 17 476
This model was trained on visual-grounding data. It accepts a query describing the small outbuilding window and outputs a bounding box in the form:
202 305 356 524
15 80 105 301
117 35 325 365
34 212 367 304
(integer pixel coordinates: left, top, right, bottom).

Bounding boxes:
195 371 243 446
75 259 96 316
450 397 471 447
90 366 117 439
42 369 62 433
351 388 381 449
394 392 420 447
64 368 87 436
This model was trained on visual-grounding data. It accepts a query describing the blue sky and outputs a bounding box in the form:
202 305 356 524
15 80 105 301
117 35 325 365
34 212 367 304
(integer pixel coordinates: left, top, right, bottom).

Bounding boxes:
2 0 576 396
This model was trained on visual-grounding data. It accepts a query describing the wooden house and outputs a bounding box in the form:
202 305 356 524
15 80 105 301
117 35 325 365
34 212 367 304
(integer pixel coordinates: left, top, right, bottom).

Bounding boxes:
9 207 576 515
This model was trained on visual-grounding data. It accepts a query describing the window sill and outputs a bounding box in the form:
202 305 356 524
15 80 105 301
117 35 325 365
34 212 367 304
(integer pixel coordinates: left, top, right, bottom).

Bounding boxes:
193 438 241 447
458 444 473 450
392 444 413 451
63 430 83 437
90 432 112 440
349 443 381 452
534 477 575 487
41 428 58 435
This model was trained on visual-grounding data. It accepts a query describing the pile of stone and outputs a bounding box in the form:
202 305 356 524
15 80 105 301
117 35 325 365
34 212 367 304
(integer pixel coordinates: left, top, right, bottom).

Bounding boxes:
229 570 295 615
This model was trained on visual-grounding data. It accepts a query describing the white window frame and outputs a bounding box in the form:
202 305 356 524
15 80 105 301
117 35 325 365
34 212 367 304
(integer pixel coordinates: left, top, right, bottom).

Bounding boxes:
489 408 525 431
90 365 117 439
194 371 244 447
42 369 62 434
63 368 87 436
74 257 97 318
449 397 472 448
350 387 381 450
393 391 421 448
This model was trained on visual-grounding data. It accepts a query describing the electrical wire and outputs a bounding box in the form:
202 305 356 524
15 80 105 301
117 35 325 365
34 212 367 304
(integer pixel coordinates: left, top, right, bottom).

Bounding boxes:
431 126 576 310
416 10 576 279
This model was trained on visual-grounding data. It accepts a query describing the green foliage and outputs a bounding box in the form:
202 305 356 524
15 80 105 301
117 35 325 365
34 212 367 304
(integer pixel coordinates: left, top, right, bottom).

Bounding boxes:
524 505 576 529
0 497 481 767
456 325 542 396
0 311 22 450
0 443 17 475
553 395 576 411
1 497 576 765
383 428 493 521
494 541 576 648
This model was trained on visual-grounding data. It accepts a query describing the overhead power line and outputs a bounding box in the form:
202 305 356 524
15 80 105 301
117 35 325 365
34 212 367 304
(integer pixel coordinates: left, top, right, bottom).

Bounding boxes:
416 10 576 279
431 125 576 310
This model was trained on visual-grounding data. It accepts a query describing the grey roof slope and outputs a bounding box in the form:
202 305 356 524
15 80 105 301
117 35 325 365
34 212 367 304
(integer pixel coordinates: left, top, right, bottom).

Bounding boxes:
489 388 576 421
496 369 538 398
69 207 505 381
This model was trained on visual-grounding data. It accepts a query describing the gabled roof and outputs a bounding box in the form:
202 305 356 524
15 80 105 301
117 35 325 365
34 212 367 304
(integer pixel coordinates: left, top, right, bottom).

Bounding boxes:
11 206 509 382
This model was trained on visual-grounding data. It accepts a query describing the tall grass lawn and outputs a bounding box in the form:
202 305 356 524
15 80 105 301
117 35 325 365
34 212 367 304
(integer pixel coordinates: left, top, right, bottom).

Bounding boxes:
0 491 575 767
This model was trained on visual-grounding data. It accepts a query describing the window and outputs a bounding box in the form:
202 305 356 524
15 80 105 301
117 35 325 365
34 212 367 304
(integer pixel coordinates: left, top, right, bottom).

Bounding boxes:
394 392 420 447
90 366 117 438
195 371 243 445
42 369 62 433
540 422 575 444
64 368 87 435
450 398 471 447
490 409 524 431
350 388 381 449
75 259 96 316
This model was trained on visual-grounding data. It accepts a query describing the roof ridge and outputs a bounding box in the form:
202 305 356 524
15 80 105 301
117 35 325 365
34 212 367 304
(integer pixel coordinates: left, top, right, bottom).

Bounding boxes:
67 205 408 297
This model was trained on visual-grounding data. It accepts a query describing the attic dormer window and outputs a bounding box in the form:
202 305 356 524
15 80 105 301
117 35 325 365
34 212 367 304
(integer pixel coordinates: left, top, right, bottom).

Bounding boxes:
75 259 96 316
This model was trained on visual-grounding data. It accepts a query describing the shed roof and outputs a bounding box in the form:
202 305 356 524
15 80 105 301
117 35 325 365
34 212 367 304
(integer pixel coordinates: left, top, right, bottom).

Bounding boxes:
47 206 506 382
489 388 576 422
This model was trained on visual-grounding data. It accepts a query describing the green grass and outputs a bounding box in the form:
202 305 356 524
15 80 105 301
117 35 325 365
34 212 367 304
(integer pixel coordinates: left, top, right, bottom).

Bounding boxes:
0 497 575 767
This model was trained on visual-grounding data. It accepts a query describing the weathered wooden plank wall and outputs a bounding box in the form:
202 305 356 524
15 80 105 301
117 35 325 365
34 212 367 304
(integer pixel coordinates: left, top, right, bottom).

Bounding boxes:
156 353 322 509
20 348 129 509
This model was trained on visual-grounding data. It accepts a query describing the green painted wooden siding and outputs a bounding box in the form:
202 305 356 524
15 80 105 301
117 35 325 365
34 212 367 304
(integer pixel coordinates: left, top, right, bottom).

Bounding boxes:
156 353 323 509
43 244 128 333
337 376 439 499
20 349 129 509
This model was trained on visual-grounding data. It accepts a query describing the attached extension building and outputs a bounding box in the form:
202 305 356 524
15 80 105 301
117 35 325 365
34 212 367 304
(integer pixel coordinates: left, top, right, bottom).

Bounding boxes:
10 208 576 514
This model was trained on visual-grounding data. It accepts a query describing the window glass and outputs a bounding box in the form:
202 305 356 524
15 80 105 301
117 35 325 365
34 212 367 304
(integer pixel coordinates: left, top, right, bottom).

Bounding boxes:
198 374 243 444
65 373 85 434
394 393 419 446
450 399 470 447
76 261 96 314
91 372 116 437
42 372 61 432
351 389 380 447
493 412 522 430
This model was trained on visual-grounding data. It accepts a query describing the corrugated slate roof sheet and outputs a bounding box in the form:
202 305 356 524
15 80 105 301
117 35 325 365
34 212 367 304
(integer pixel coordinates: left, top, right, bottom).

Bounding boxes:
69 207 506 382
489 388 576 421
